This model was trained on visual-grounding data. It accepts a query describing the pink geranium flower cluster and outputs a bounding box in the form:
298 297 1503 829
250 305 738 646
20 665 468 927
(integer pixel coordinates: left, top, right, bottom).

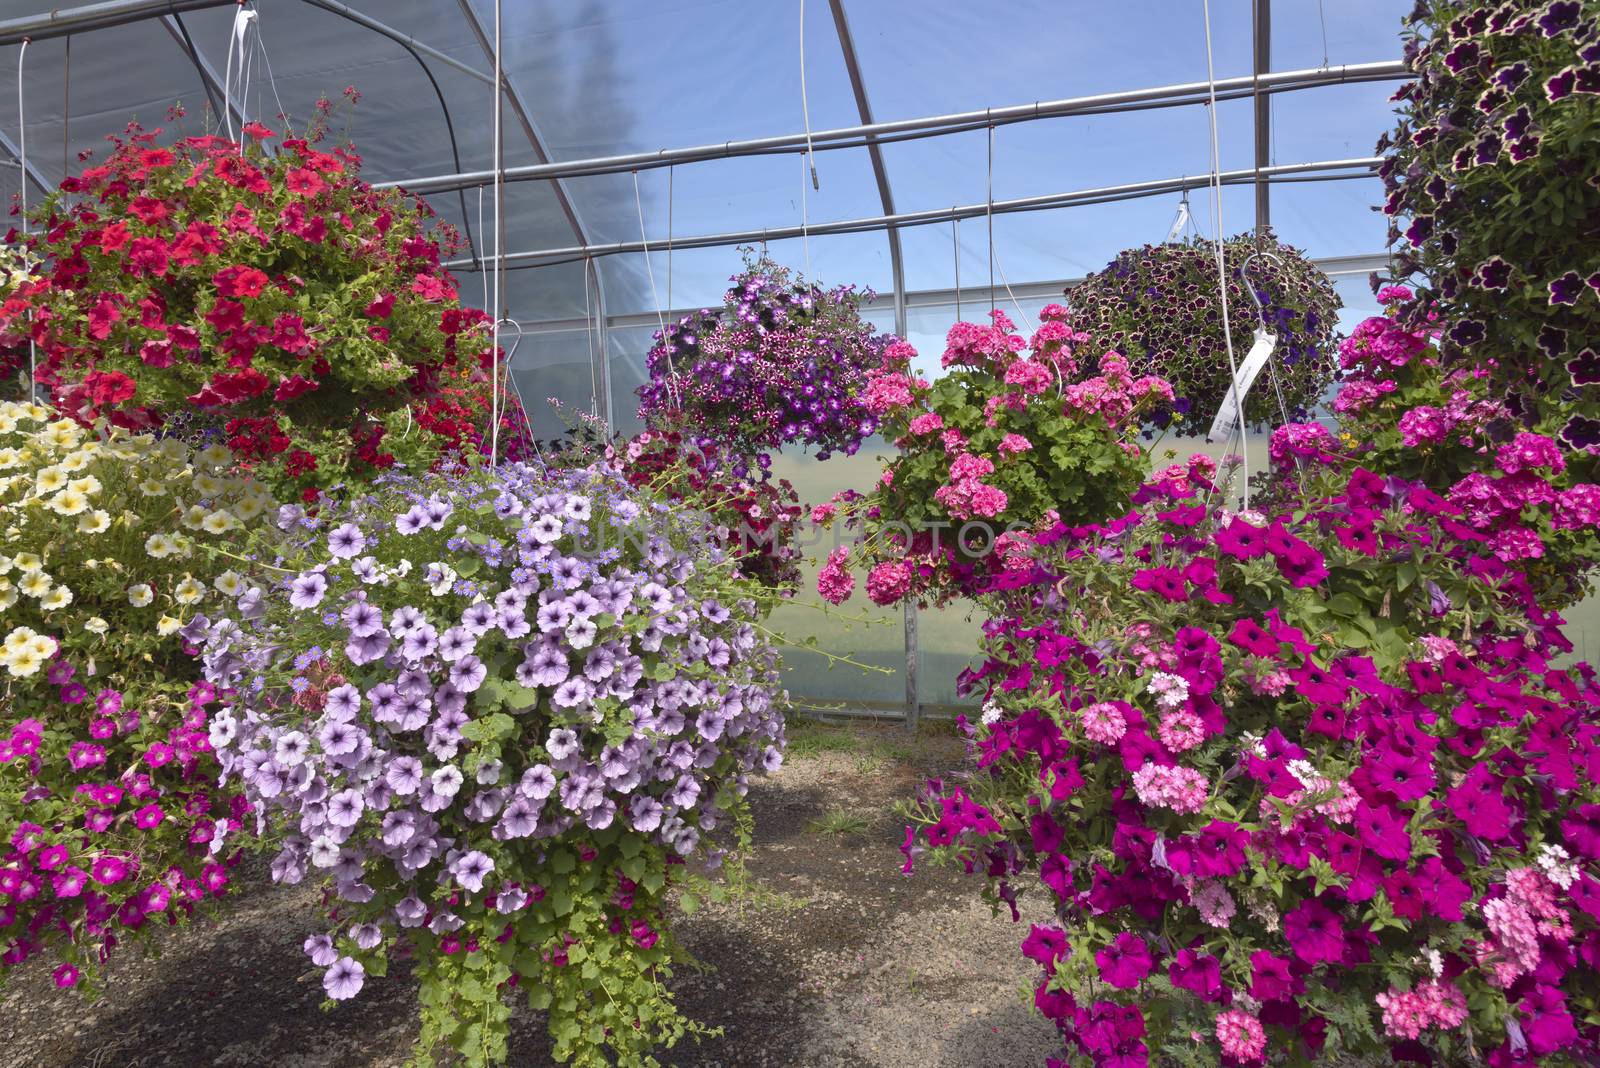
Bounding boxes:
815 307 1171 607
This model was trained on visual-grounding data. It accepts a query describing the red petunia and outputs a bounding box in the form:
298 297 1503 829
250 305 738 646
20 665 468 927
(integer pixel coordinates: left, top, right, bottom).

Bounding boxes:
86 297 122 340
273 374 319 403
213 265 270 299
285 168 326 197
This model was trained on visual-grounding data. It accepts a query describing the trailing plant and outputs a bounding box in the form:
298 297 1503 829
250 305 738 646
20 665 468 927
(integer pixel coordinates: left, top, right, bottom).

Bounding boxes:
637 252 893 460
1328 284 1600 605
0 400 265 987
608 428 804 593
905 448 1600 1066
192 459 788 1067
1379 0 1600 480
1066 230 1341 436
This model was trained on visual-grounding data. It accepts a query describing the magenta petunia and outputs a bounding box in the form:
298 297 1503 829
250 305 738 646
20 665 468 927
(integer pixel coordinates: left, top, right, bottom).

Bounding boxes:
1094 931 1153 989
1282 899 1347 966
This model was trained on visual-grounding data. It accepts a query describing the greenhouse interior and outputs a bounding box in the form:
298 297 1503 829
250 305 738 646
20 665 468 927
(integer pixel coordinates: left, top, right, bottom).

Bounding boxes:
1 0 1598 1065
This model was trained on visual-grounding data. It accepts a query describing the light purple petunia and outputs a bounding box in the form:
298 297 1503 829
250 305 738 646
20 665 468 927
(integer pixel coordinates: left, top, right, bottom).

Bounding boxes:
451 850 495 893
438 626 475 663
344 600 384 638
552 677 594 709
327 523 367 560
323 956 365 1000
327 788 365 828
289 571 329 610
325 684 361 720
519 764 556 799
448 655 488 693
546 729 580 761
304 933 337 966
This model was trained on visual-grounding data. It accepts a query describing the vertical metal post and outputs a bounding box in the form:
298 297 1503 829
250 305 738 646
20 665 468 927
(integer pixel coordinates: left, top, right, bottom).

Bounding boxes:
1252 0 1272 234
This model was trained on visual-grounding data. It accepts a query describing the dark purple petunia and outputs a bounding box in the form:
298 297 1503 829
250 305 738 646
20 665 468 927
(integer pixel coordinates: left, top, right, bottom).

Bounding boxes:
1560 414 1600 451
1472 258 1511 290
1567 348 1600 386
1405 216 1434 246
1538 324 1569 358
1577 64 1600 94
1491 61 1531 90
1473 132 1503 166
1443 39 1480 72
1537 0 1580 37
1548 271 1584 306
1449 318 1487 346
1546 68 1577 101
1501 106 1532 140
1507 134 1542 162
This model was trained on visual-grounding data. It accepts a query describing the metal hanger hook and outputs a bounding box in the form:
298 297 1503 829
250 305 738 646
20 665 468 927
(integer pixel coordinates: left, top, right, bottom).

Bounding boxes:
1240 250 1282 332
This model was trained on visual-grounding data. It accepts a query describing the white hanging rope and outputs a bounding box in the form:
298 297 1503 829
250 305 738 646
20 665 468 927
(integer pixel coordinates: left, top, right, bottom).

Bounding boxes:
986 124 1034 334
633 169 678 408
583 257 600 419
986 113 995 315
17 37 34 392
477 184 488 311
952 214 961 322
252 12 288 136
223 5 256 145
488 0 503 465
798 0 819 192
666 164 674 314
800 150 811 277
1201 0 1248 512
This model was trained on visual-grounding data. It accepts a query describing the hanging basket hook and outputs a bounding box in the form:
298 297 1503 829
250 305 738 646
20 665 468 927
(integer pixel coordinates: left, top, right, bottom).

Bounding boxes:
1240 250 1283 332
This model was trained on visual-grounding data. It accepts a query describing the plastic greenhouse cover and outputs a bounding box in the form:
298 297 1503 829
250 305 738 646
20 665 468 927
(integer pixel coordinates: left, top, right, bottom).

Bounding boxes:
0 0 1404 374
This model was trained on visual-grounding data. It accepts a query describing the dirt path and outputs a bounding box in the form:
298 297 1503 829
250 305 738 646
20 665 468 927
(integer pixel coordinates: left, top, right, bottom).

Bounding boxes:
0 720 1062 1067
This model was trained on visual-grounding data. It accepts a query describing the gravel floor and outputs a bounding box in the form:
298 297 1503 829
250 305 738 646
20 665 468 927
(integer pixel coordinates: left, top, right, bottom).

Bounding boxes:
0 720 1062 1068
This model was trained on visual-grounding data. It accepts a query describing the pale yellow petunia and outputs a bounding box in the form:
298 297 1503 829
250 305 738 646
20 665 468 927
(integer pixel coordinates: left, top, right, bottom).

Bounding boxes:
201 510 238 535
18 570 52 598
49 489 89 516
34 466 68 495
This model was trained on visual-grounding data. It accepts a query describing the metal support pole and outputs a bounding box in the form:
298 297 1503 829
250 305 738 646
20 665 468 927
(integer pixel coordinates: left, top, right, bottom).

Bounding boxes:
824 0 917 728
1253 0 1272 234
452 0 610 426
159 14 245 133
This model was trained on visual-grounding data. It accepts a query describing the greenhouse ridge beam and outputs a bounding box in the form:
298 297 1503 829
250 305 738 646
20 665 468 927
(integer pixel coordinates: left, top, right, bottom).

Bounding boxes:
442 158 1383 271
0 0 229 44
491 253 1391 336
381 61 1410 194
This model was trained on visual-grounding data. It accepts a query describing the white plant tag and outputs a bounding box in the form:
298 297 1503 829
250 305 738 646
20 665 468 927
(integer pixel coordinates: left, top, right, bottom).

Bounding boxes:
1206 327 1278 444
